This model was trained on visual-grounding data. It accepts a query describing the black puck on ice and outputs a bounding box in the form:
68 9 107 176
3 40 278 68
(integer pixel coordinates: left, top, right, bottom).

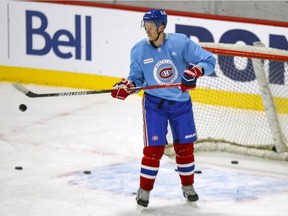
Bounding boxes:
15 166 23 170
19 104 27 112
231 160 239 164
83 170 91 175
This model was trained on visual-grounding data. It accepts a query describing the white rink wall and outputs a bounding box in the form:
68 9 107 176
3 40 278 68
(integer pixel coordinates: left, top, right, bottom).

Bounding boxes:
0 1 287 78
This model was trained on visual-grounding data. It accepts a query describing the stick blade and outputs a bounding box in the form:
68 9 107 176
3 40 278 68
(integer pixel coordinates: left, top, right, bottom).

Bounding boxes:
12 82 30 95
12 82 38 97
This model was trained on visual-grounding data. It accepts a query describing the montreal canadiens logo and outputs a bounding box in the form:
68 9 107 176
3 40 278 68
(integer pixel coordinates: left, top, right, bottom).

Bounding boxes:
159 67 173 79
153 59 178 84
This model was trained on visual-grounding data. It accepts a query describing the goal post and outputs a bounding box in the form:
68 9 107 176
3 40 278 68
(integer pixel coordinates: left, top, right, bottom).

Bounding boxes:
252 42 287 153
165 42 288 161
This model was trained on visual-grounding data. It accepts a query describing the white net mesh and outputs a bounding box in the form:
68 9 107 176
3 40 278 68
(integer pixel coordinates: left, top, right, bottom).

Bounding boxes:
165 43 288 160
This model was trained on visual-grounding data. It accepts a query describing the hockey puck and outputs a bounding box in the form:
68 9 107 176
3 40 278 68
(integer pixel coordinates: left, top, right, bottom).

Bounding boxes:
83 170 91 174
15 166 23 170
231 160 239 164
19 104 27 112
195 170 202 174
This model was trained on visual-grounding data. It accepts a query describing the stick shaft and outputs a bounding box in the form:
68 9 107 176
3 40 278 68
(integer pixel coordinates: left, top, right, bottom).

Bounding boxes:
12 82 180 98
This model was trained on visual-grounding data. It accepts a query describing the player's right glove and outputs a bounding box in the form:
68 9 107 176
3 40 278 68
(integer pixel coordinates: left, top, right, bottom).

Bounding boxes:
180 65 203 92
111 80 135 100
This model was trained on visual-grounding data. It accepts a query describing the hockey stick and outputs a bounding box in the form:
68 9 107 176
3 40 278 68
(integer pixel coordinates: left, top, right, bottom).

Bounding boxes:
12 82 181 98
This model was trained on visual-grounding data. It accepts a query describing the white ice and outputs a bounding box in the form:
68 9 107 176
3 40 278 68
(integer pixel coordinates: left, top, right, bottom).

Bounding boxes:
1 82 288 216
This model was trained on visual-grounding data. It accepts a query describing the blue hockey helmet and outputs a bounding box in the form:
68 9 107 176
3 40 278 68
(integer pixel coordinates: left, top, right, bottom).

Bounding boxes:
142 9 168 28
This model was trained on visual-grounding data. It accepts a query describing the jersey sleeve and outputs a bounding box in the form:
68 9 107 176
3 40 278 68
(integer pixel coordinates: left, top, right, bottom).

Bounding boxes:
183 36 216 76
127 45 145 88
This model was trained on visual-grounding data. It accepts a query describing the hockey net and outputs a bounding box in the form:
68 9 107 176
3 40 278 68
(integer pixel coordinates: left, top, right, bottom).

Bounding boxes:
165 42 288 161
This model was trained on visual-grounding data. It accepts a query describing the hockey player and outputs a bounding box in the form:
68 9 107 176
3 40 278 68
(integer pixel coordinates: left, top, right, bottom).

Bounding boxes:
111 9 216 207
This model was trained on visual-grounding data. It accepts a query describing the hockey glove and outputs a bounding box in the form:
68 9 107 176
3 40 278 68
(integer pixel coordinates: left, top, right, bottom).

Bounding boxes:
111 80 136 100
180 65 203 92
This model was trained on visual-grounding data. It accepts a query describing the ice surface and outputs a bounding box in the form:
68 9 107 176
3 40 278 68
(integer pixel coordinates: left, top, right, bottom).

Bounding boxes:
1 82 288 216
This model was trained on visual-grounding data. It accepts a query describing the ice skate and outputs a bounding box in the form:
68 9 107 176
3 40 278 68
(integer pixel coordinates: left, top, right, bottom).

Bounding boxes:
182 185 199 203
136 188 150 208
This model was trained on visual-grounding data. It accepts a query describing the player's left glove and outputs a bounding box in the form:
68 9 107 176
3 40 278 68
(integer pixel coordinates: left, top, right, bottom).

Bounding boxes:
180 65 203 92
111 80 136 100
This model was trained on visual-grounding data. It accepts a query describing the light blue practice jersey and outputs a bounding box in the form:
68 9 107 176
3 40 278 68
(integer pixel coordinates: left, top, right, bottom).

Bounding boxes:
128 33 216 101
